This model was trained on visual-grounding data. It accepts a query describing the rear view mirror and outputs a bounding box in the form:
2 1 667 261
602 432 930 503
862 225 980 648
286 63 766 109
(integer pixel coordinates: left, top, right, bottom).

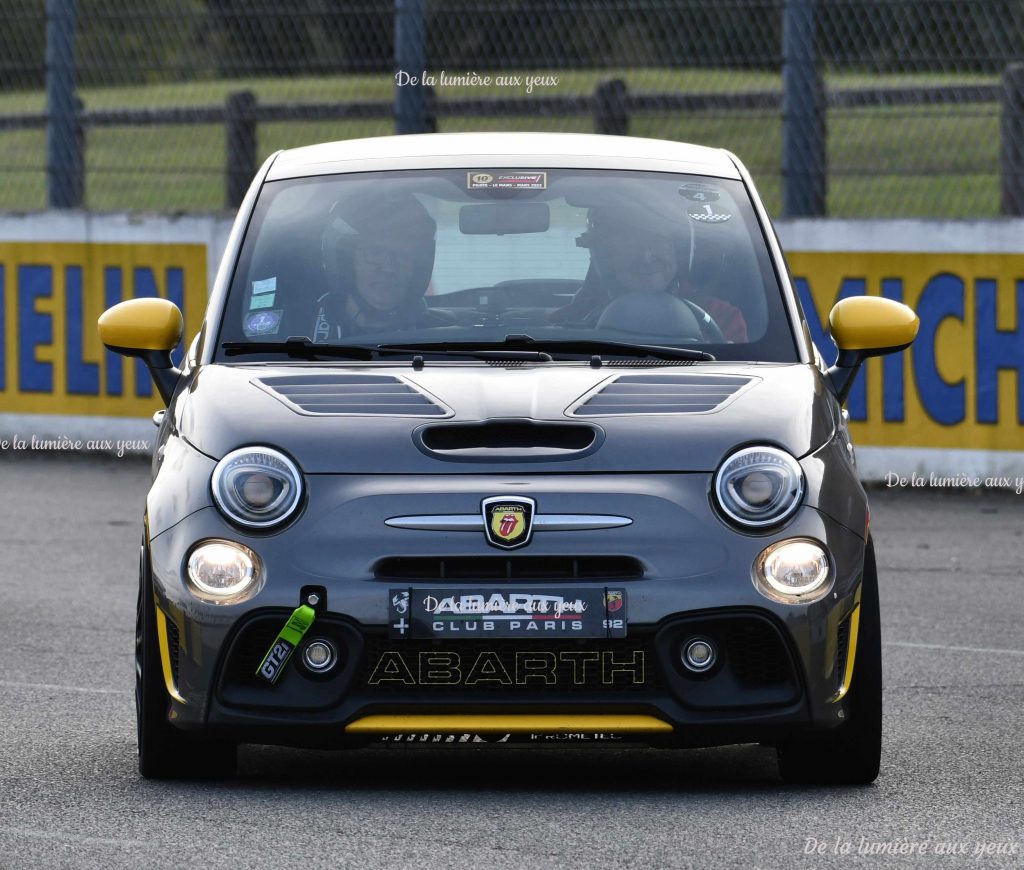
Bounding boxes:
459 202 550 235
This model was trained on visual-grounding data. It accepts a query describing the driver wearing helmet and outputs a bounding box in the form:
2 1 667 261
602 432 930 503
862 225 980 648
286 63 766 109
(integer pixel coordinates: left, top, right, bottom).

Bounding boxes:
551 203 748 342
311 192 448 340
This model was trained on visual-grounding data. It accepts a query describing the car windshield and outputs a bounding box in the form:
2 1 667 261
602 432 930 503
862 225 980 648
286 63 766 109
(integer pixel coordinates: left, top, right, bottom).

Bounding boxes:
217 167 797 362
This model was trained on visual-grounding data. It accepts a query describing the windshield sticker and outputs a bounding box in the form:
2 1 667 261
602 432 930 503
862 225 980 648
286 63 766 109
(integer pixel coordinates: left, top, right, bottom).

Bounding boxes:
688 203 732 224
243 309 283 337
252 277 277 295
468 171 547 190
678 183 720 203
250 292 275 309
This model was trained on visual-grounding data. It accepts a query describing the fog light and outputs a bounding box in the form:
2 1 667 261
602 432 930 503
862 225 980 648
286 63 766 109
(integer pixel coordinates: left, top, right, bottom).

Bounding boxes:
186 540 260 603
302 639 337 673
754 538 831 603
681 637 716 672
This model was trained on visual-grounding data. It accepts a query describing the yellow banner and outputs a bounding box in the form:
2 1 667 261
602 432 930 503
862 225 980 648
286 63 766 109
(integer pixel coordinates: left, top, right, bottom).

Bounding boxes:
790 252 1024 451
0 242 206 418
2 243 1023 454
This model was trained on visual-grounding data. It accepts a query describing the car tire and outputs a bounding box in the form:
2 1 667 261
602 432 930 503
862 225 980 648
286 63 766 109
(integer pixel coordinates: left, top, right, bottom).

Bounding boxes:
136 538 237 780
776 536 882 785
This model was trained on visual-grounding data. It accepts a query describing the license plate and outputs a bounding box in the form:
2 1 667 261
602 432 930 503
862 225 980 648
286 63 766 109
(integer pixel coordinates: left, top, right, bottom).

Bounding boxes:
388 587 627 639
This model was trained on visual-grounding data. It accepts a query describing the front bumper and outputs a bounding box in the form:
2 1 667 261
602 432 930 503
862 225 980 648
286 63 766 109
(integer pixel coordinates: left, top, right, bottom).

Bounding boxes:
147 473 866 747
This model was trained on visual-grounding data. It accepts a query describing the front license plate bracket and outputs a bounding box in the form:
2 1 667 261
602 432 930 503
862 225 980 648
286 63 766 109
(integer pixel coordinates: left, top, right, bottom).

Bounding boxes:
388 587 627 639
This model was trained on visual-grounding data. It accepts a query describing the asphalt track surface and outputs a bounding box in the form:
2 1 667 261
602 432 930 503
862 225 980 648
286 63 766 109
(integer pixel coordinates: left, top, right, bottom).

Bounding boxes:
0 453 1022 869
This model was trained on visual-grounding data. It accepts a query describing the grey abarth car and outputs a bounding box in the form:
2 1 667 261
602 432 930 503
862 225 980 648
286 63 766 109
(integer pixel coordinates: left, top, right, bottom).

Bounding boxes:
99 133 918 783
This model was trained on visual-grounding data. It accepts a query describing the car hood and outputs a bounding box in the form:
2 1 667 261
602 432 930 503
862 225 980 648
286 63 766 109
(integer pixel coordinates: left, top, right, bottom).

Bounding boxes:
175 362 836 474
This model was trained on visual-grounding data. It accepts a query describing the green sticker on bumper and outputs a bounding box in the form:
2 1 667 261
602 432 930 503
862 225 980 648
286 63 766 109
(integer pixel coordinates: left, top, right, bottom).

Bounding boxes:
256 605 316 684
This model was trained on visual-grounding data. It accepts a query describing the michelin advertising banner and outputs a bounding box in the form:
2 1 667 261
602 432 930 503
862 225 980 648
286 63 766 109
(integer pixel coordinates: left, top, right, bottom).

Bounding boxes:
0 213 1021 478
785 220 1024 479
0 213 224 449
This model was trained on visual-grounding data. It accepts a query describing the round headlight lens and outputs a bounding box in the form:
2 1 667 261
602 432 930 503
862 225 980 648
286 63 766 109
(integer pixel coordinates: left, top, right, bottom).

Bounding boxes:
714 446 804 528
212 446 303 528
754 539 831 602
187 540 260 602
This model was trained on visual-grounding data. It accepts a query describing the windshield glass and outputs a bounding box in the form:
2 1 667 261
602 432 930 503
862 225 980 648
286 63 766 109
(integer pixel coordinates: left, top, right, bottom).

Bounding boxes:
217 168 797 361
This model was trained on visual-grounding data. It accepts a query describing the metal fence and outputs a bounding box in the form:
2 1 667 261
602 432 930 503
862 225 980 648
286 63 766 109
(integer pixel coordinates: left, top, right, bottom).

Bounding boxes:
1 0 1022 217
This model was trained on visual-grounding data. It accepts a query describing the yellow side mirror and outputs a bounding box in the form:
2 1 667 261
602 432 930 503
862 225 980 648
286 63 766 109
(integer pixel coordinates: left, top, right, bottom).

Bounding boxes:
825 296 919 403
98 298 184 404
98 298 183 354
829 296 919 357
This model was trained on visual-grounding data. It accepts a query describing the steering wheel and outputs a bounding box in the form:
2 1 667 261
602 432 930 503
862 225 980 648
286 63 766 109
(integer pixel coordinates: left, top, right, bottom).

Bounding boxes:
679 298 726 343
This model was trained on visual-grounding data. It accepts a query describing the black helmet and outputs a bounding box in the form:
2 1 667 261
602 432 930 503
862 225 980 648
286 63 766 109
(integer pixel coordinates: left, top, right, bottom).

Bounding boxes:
322 191 436 311
578 199 689 298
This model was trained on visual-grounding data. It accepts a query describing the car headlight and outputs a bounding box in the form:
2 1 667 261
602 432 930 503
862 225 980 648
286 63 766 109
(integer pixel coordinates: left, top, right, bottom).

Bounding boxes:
753 539 832 603
713 445 804 528
187 540 261 603
212 446 304 529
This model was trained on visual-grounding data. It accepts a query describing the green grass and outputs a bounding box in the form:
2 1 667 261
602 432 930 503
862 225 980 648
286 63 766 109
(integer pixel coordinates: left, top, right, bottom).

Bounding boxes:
0 68 1004 215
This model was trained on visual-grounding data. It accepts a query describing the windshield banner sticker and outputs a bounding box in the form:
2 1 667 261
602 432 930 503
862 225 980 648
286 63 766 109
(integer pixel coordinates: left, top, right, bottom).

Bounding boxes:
678 182 721 203
467 171 547 190
388 587 627 639
249 292 275 309
688 202 732 223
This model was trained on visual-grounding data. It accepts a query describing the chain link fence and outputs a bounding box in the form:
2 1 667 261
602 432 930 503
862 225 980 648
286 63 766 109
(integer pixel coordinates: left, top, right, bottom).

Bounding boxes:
0 0 1020 216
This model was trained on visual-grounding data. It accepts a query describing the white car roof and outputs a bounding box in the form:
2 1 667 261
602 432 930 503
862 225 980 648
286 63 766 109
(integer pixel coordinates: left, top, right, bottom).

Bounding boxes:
266 132 741 181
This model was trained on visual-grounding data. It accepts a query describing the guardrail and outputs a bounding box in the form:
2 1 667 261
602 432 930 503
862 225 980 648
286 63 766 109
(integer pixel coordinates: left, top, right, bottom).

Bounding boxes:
6 69 1024 213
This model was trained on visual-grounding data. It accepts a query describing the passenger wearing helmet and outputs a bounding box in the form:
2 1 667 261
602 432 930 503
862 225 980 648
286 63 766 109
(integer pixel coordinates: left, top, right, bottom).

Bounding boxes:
311 192 449 340
552 203 748 342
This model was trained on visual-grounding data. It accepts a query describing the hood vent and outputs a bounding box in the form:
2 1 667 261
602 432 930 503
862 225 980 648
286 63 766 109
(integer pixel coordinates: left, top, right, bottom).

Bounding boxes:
570 373 752 416
416 420 602 461
255 374 450 416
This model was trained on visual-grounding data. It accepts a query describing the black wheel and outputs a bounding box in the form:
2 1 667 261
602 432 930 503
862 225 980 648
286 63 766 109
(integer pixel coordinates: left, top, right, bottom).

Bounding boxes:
777 537 882 785
136 538 237 779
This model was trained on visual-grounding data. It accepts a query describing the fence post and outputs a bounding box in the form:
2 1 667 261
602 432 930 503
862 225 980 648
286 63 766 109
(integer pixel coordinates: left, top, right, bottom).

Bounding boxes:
394 0 428 134
782 0 826 217
46 0 81 208
594 79 629 136
72 95 84 205
1001 64 1024 216
423 84 438 133
226 90 257 210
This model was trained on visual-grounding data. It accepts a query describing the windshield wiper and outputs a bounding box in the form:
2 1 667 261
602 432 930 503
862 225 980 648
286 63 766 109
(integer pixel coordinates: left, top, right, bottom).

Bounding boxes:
376 343 553 362
221 338 377 360
516 337 708 358
502 335 714 361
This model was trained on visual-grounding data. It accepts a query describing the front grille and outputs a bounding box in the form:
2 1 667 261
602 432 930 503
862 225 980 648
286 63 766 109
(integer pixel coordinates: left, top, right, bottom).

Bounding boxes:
218 609 800 712
359 636 660 695
374 555 644 581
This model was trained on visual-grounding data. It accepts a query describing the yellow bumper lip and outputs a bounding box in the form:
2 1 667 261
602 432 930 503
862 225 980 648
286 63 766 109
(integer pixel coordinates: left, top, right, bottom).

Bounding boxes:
344 714 673 734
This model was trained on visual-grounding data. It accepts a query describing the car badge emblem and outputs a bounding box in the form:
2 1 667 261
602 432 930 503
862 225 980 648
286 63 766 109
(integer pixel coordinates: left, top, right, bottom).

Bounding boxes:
481 496 536 549
605 591 624 613
391 591 410 615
